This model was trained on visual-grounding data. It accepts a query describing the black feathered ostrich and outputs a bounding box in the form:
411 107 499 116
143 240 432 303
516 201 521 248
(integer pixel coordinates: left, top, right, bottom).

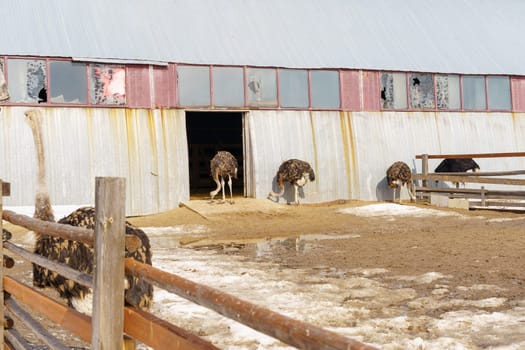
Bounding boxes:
210 151 238 204
434 158 480 188
386 161 415 202
25 109 153 313
268 159 315 205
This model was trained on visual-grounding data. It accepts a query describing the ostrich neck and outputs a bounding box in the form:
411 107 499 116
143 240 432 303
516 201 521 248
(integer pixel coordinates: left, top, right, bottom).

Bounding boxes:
32 124 47 191
31 119 54 222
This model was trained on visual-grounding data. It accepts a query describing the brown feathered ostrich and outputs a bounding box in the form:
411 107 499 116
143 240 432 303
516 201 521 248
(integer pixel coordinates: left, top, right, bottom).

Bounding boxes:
210 151 238 204
25 109 153 313
268 159 315 205
386 161 416 203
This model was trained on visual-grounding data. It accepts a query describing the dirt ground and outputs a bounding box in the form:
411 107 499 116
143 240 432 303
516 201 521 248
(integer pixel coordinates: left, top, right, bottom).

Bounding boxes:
128 198 525 313
3 197 525 348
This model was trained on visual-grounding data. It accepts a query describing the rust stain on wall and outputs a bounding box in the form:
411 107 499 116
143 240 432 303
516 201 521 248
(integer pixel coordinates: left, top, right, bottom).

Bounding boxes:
309 111 319 194
340 111 358 198
124 109 138 172
147 109 160 177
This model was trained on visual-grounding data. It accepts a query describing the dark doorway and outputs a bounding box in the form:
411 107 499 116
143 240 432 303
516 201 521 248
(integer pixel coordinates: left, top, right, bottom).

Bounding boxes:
186 111 244 199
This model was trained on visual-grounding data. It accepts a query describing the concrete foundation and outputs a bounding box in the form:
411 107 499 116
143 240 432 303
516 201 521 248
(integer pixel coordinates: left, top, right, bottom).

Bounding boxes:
430 194 470 210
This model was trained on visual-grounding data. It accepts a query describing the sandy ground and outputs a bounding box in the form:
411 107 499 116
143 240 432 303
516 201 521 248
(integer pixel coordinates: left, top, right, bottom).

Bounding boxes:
132 198 525 349
3 197 525 349
130 198 525 304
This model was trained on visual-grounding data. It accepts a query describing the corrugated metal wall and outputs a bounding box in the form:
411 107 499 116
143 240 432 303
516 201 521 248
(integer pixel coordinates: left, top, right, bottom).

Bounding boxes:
0 107 188 216
245 110 525 202
245 110 356 203
2 107 525 215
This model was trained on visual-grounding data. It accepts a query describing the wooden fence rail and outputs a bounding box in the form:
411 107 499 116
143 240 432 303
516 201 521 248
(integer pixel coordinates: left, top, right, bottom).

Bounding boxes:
413 153 525 207
2 209 142 249
415 152 525 159
0 177 377 350
126 259 375 350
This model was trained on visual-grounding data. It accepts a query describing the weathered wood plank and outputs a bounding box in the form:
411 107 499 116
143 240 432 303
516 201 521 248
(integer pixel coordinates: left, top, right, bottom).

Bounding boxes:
416 152 525 159
3 276 92 343
413 170 525 178
2 210 141 251
4 242 93 288
415 186 525 196
5 327 33 350
412 174 525 186
91 177 126 350
2 210 93 245
5 297 70 350
124 307 220 350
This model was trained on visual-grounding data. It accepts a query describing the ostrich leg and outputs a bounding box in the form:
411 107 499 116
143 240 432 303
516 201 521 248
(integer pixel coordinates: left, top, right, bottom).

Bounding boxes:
393 187 397 202
210 175 222 201
220 177 226 202
227 175 234 204
407 182 416 202
293 184 299 205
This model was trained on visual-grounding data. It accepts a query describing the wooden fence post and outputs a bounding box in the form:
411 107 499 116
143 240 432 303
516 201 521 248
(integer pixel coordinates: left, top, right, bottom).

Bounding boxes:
1 180 10 349
91 177 126 350
422 154 429 188
481 186 486 207
0 179 5 350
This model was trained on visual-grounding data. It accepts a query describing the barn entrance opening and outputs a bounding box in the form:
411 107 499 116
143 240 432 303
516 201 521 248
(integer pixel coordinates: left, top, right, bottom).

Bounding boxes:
186 111 244 199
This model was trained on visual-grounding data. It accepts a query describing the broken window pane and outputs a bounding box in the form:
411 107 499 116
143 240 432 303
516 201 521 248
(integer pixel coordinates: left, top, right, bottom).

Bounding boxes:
212 66 244 107
436 75 460 109
50 61 87 104
177 65 210 106
0 59 8 102
380 72 407 109
246 67 277 107
90 64 126 105
8 59 47 103
409 73 434 109
462 76 486 110
487 76 510 110
311 70 340 109
280 69 308 108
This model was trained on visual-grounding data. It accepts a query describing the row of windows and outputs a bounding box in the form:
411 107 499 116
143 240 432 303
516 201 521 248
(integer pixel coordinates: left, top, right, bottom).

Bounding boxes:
0 57 515 111
0 57 341 109
381 72 511 111
2 58 127 105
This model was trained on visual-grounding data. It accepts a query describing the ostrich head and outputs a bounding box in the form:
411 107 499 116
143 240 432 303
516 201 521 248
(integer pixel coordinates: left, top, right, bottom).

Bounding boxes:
387 175 401 189
24 109 42 132
306 167 315 182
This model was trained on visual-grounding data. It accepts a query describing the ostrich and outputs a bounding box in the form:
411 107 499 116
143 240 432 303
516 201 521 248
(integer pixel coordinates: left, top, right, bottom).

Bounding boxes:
268 159 315 205
210 151 238 204
24 109 153 313
386 161 415 202
434 158 480 188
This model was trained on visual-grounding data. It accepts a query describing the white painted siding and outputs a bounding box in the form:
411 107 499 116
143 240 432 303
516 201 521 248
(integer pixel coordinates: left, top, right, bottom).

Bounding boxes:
2 107 525 214
0 107 188 216
246 111 525 203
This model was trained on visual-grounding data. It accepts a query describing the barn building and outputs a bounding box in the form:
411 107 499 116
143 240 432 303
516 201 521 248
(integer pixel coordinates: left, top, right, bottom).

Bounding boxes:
1 0 525 215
